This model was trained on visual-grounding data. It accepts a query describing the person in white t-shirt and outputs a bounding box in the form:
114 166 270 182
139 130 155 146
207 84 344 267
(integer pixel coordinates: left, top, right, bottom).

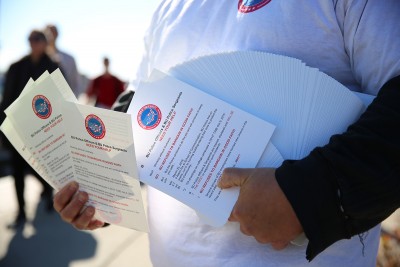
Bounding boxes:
53 1 400 266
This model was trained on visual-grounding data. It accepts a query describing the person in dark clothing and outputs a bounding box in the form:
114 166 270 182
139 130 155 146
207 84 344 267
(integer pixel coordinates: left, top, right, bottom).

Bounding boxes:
0 29 59 228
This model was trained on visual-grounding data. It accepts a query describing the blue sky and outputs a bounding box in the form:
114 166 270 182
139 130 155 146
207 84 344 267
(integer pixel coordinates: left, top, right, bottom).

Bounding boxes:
0 0 160 81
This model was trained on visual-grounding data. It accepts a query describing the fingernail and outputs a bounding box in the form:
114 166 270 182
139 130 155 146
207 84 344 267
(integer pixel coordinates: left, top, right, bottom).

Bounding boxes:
69 181 78 192
78 192 87 202
85 207 94 216
95 221 104 227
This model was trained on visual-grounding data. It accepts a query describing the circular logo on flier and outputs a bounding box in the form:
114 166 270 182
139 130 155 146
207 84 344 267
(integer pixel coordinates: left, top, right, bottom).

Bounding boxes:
32 95 52 119
85 114 106 139
137 104 162 130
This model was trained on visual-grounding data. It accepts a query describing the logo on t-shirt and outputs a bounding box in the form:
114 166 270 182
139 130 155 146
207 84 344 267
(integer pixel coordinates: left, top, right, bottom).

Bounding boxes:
137 104 162 130
85 114 106 139
238 0 272 13
32 95 52 119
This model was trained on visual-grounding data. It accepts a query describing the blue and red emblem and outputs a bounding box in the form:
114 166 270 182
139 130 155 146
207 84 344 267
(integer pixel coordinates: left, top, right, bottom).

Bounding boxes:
238 0 272 13
137 104 162 130
85 114 106 139
32 95 52 119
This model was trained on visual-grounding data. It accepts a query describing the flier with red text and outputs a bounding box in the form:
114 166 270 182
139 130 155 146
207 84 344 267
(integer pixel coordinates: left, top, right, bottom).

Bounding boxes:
4 69 77 190
128 70 276 227
1 78 50 184
61 101 148 231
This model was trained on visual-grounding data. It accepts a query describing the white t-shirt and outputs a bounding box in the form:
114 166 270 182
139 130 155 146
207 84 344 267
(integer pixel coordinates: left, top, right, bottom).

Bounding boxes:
134 1 400 266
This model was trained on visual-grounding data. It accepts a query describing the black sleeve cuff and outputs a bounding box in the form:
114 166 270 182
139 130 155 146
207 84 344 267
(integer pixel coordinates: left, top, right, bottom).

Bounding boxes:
276 153 351 261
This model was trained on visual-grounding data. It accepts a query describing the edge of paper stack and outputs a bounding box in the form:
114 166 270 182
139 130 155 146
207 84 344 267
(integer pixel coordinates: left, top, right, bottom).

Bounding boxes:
168 51 374 163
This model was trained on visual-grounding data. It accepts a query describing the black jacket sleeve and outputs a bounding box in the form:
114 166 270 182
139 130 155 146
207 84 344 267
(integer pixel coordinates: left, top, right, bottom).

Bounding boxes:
275 75 400 261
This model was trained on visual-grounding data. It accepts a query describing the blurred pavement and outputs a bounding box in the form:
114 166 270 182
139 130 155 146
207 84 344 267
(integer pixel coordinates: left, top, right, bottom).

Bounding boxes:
0 173 152 267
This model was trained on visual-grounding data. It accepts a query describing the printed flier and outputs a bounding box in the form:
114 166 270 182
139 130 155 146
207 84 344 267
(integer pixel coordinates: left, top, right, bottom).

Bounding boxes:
62 101 148 231
128 70 276 227
4 70 77 189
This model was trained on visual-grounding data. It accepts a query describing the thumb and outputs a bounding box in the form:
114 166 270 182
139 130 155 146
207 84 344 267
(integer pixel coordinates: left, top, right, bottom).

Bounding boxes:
218 168 249 189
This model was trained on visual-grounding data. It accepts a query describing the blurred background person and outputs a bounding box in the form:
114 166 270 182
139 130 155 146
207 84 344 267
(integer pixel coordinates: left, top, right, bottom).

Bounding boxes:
85 57 125 109
45 24 82 98
0 29 58 228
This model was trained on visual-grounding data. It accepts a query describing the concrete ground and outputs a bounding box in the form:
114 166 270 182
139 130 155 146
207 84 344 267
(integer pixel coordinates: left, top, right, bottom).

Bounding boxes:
0 173 152 267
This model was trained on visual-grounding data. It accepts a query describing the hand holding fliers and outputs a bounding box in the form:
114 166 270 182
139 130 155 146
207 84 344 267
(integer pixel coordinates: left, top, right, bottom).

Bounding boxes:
0 69 148 231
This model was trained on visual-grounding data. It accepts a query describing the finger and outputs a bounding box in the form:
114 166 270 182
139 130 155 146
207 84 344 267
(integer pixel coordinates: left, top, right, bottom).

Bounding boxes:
239 224 252 236
228 212 238 222
72 206 96 230
53 181 79 212
86 219 105 231
218 168 249 189
271 241 289 250
59 191 89 223
228 202 239 222
254 235 269 244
